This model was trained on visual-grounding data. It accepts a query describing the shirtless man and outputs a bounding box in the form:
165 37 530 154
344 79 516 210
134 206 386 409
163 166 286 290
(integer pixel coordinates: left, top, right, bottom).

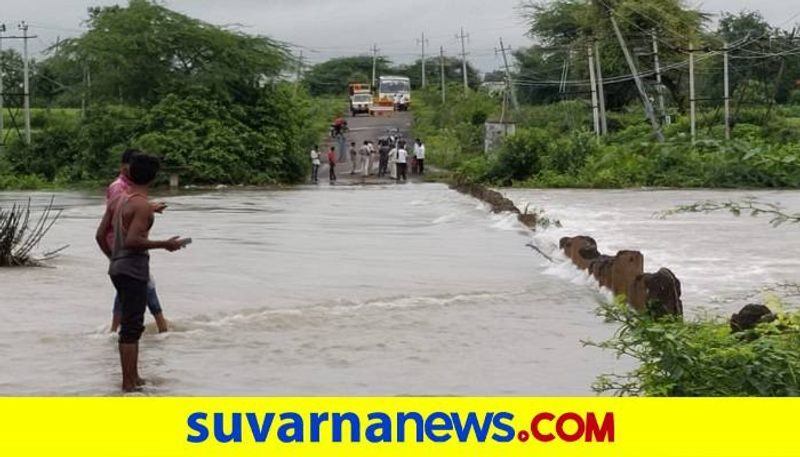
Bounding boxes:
105 149 169 333
96 153 186 392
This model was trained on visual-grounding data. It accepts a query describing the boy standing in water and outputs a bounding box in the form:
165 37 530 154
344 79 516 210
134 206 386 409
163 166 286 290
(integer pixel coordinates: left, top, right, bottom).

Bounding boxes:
96 153 186 392
105 149 169 333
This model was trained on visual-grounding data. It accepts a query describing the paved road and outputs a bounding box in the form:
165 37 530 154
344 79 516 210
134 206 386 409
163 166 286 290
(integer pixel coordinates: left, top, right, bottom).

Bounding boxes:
318 111 415 184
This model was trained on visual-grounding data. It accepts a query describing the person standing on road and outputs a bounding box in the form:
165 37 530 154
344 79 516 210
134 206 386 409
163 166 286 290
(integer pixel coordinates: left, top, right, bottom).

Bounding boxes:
396 141 409 181
327 146 337 183
349 142 358 175
368 141 377 176
95 153 187 392
378 139 390 177
310 145 321 184
104 149 169 334
359 141 371 176
388 141 398 180
414 138 426 175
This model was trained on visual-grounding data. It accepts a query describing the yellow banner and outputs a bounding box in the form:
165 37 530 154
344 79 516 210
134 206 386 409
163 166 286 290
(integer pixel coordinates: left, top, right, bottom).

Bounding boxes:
1 398 797 457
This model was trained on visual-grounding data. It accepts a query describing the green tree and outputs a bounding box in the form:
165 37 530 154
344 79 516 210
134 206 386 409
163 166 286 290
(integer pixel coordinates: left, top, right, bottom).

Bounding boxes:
395 57 481 90
516 0 706 110
708 11 800 105
0 49 24 99
3 1 334 187
54 0 288 106
302 56 391 96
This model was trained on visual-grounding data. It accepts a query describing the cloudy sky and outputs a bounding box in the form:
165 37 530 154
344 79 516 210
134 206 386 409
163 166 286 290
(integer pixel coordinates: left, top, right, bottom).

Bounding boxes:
2 0 799 72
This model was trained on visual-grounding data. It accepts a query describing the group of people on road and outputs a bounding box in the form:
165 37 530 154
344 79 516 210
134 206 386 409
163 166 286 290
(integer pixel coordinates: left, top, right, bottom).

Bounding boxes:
309 137 425 184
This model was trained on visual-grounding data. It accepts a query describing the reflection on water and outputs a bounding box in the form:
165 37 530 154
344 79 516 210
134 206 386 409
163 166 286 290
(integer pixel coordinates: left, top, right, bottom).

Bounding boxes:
3 185 796 395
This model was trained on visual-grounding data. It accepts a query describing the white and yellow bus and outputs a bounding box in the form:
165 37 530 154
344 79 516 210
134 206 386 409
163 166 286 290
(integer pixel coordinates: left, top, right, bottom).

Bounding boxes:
378 76 411 111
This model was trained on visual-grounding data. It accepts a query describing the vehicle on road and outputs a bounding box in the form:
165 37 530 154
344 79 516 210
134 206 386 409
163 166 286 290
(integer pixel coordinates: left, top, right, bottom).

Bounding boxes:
350 93 373 117
378 76 411 111
348 83 373 117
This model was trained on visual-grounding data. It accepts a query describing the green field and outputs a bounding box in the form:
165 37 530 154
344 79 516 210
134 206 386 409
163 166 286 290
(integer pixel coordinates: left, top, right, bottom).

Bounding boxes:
1 108 82 139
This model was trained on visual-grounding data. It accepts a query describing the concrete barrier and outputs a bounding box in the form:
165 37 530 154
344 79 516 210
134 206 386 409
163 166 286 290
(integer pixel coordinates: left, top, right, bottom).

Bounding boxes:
627 268 683 318
560 236 682 318
590 255 615 289
446 179 684 319
449 177 544 229
612 250 644 296
568 236 599 270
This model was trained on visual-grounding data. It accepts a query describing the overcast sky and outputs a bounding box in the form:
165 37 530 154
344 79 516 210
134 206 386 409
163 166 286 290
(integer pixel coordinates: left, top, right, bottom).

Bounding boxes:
2 0 799 72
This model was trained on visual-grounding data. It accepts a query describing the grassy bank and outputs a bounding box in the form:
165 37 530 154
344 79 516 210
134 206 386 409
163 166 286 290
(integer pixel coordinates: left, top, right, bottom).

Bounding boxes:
413 87 800 188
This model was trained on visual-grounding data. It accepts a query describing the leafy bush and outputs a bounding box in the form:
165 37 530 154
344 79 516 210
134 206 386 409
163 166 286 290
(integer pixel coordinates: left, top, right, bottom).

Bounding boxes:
414 82 800 190
485 128 549 185
5 117 81 180
1 83 337 188
590 300 800 396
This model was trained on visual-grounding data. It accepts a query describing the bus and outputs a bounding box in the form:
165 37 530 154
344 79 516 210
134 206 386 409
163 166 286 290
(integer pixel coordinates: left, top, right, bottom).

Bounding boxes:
378 76 411 111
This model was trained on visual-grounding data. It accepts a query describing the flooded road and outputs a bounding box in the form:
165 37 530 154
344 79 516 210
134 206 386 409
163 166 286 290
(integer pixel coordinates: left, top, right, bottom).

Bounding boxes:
505 189 800 313
1 186 797 395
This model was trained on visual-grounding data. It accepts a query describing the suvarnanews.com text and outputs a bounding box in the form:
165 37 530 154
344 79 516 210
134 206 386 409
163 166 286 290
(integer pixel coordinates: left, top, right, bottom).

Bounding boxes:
187 410 615 444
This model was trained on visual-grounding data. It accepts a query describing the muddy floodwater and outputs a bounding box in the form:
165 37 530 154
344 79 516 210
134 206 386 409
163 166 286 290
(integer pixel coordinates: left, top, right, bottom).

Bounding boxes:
1 185 798 396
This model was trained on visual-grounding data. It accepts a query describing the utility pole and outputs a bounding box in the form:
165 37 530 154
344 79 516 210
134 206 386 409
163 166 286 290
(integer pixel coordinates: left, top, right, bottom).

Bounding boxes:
594 40 607 135
297 50 304 81
295 50 304 94
587 43 600 137
607 12 663 141
19 21 31 145
440 46 446 104
81 65 87 118
497 37 518 111
456 27 469 92
1 23 36 147
689 43 696 143
0 23 5 153
763 27 795 126
651 32 666 125
723 41 730 140
417 33 428 88
371 43 379 90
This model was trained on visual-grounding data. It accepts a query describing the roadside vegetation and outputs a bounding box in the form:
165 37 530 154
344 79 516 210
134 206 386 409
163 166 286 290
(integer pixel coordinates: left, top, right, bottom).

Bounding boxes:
414 88 800 188
590 298 800 396
414 1 800 189
0 0 341 190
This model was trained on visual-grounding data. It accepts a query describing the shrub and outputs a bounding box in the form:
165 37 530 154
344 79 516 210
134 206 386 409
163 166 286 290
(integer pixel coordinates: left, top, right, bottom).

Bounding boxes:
590 300 800 397
484 127 551 185
5 117 80 180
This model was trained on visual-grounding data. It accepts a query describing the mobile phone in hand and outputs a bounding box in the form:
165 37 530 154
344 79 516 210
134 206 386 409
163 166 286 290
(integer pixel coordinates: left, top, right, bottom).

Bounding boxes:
179 238 193 247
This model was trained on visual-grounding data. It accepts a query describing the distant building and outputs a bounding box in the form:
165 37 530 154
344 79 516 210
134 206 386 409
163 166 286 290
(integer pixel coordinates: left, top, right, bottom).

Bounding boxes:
481 70 506 95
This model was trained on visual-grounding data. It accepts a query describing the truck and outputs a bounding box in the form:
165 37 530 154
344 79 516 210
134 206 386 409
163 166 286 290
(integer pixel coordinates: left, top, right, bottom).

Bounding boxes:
348 83 373 117
377 76 411 111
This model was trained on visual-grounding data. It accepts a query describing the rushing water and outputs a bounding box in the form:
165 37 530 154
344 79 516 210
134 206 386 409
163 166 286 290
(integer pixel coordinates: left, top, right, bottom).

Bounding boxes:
1 185 798 396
